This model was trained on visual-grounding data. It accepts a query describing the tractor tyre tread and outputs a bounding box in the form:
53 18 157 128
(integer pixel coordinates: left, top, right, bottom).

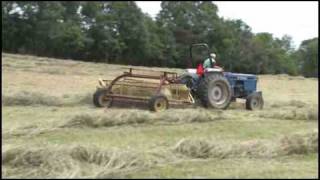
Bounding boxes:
197 73 232 109
245 92 264 110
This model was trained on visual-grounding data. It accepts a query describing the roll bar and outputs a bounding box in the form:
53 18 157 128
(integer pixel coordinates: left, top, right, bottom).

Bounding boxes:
189 43 213 67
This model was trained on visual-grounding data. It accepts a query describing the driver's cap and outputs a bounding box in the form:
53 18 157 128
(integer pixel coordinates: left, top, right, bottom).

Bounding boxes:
210 53 216 58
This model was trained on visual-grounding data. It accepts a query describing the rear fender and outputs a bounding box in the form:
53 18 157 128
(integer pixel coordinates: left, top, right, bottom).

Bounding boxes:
203 71 224 78
186 69 197 74
205 67 224 73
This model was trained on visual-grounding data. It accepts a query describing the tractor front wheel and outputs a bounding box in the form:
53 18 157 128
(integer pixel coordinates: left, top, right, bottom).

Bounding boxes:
246 92 264 110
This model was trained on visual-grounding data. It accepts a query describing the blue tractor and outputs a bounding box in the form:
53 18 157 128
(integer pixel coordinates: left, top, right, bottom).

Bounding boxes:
179 43 264 110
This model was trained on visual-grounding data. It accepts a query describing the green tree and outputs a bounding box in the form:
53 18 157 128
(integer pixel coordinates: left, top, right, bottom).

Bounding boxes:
1 1 315 76
157 1 220 67
80 1 153 65
143 14 165 66
295 38 318 77
2 1 39 54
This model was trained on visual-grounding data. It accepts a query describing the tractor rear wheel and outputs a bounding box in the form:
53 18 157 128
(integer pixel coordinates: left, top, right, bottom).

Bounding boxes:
93 89 113 107
246 92 264 110
197 73 232 109
149 95 169 112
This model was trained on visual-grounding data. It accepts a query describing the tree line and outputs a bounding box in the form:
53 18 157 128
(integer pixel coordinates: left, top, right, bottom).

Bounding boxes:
2 1 318 77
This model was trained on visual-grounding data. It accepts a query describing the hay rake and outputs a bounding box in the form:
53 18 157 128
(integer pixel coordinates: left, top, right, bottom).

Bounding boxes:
94 68 194 111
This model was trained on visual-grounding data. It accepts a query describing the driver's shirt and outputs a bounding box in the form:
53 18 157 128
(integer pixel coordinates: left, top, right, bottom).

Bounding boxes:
203 58 215 68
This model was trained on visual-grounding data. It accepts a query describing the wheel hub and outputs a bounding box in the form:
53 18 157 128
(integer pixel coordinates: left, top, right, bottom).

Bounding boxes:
209 83 227 105
154 99 166 111
250 98 259 109
211 86 222 100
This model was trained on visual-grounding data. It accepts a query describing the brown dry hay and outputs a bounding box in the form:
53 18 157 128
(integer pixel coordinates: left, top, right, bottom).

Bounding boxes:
2 91 63 106
3 131 318 178
2 92 94 107
173 138 271 159
270 100 307 108
173 131 318 159
258 107 318 121
4 109 227 139
3 126 61 139
173 138 213 158
278 131 318 155
2 146 77 178
60 108 227 128
2 145 155 178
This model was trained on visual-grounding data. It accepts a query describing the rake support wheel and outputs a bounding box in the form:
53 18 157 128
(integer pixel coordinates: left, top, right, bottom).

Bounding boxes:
93 89 113 107
149 95 169 112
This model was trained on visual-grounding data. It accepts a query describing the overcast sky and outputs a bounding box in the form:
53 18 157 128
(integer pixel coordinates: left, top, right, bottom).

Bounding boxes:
136 1 318 48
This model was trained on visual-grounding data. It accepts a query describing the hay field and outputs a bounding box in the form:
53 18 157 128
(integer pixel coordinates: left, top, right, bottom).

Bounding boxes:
2 53 318 178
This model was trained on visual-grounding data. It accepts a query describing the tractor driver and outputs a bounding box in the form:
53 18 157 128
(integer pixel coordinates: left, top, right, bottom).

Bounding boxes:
196 53 217 77
203 53 216 69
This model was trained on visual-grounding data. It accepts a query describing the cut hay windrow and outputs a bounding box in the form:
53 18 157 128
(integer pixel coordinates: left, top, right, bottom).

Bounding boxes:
4 105 315 141
270 100 307 108
2 145 157 179
2 91 63 106
2 91 97 107
173 138 272 159
60 109 227 128
3 131 317 178
173 131 318 159
3 109 228 139
3 127 61 139
258 106 318 121
278 131 318 155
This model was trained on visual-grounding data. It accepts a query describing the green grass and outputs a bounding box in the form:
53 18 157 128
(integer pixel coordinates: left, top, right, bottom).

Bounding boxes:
128 154 318 178
2 53 318 178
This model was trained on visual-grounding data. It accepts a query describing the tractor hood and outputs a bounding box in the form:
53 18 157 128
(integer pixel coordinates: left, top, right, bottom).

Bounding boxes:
223 72 257 80
186 68 223 74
